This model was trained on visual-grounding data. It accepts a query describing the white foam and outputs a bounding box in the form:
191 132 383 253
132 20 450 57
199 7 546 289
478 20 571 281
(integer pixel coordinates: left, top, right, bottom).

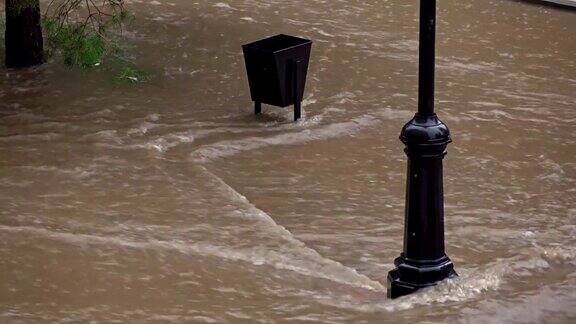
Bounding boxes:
0 133 62 142
196 166 386 291
299 238 576 314
190 107 412 162
138 131 196 153
0 223 384 291
213 2 236 10
190 114 380 162
306 268 501 313
463 282 576 323
538 246 576 265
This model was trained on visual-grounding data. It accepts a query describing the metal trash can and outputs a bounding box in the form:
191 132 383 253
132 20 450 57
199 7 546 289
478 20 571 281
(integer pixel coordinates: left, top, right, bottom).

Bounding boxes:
242 34 312 121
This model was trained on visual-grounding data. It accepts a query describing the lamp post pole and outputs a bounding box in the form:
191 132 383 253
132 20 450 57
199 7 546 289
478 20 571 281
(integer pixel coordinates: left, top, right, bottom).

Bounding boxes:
387 0 457 299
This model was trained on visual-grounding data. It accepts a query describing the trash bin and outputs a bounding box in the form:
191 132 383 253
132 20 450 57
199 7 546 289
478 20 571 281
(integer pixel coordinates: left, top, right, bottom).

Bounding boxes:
242 34 312 121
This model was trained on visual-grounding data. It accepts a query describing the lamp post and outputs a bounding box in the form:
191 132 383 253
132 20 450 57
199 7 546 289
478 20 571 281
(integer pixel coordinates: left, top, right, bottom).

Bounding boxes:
387 0 457 299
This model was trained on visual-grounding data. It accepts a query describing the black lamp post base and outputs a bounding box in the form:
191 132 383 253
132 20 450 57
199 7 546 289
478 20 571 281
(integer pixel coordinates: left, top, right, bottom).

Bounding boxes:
387 255 457 299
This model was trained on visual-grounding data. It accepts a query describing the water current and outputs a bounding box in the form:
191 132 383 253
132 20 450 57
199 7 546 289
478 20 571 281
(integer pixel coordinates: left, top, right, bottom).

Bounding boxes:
1 0 575 322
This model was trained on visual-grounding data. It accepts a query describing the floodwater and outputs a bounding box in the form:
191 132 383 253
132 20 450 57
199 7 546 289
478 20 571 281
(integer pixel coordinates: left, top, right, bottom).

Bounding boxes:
1 0 575 322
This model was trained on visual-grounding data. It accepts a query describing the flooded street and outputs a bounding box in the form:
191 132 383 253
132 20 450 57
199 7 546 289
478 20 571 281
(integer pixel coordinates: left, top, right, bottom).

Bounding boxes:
1 0 576 322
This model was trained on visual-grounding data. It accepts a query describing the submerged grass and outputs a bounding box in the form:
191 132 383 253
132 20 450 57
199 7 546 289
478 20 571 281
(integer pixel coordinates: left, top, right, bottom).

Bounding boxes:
113 64 152 84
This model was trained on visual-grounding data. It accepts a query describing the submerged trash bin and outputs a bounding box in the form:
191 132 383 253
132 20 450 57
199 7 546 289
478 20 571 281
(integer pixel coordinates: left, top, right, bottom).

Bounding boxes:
242 34 312 121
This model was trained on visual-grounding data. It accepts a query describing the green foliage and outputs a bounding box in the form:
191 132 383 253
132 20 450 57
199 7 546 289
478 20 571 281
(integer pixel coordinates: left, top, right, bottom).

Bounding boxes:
43 19 106 68
2 0 147 83
40 0 148 84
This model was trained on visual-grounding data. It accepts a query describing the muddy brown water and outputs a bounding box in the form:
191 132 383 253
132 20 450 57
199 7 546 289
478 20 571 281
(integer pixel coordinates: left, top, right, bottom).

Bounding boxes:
1 0 575 322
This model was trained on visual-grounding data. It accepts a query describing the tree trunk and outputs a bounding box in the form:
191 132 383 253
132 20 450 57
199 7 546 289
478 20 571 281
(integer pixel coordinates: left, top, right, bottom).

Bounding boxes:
5 0 44 68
